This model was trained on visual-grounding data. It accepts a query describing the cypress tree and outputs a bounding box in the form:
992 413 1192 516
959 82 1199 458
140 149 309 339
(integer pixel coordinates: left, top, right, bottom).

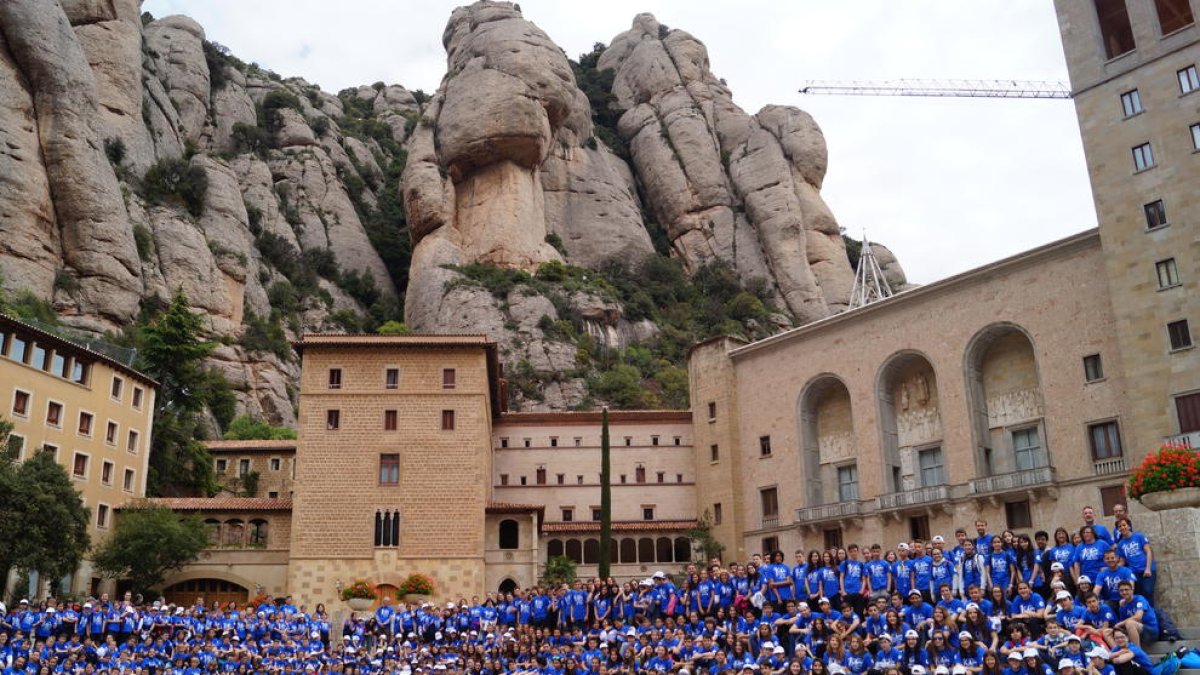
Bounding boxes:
598 407 612 579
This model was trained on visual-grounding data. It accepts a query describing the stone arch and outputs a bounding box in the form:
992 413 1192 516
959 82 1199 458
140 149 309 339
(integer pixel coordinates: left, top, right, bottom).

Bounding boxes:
963 323 1046 475
498 519 520 550
160 569 259 602
876 350 944 492
248 519 269 547
498 578 519 594
223 519 245 547
637 537 654 563
674 537 692 562
619 538 636 563
565 538 582 563
797 373 855 505
655 537 673 563
546 538 564 562
583 538 599 564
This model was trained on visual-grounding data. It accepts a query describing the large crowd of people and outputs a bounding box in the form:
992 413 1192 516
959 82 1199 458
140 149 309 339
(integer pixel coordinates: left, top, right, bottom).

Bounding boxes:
0 506 1181 675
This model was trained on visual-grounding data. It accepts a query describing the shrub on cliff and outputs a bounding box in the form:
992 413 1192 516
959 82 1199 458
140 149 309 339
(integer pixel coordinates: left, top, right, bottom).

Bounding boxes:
140 158 208 217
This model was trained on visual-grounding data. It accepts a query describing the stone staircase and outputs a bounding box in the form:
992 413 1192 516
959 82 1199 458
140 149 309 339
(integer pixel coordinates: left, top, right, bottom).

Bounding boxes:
1146 629 1199 675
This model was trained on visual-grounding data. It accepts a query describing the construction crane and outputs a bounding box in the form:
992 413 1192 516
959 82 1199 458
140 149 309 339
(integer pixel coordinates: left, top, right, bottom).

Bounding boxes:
798 78 1072 99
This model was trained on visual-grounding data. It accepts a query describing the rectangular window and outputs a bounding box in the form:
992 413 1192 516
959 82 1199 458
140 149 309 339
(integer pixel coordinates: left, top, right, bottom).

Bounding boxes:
269 458 281 471
105 421 117 445
111 376 123 400
327 368 342 389
97 504 110 529
624 436 631 446
917 447 945 486
42 443 57 460
442 368 456 389
1100 485 1128 516
642 506 655 521
1095 0 1136 59
759 435 772 456
909 515 931 541
441 409 455 430
1156 0 1196 33
1005 500 1033 529
5 433 24 460
557 473 564 484
620 474 627 484
499 473 509 485
635 466 646 483
550 437 558 447
707 401 716 420
536 467 546 485
1089 420 1123 459
1192 123 1200 151
1145 200 1168 229
523 438 531 448
656 471 665 483
500 437 509 448
384 409 398 431
127 430 139 454
326 409 340 430
520 476 526 485
72 452 89 478
1177 392 1200 434
762 536 780 556
379 453 399 485
70 360 89 384
1169 319 1193 350
50 353 65 377
710 444 719 462
385 368 399 389
132 387 144 410
268 491 278 498
673 436 681 446
821 527 843 550
30 345 46 370
123 469 135 492
78 411 94 436
1157 258 1181 288
1084 354 1105 382
1012 428 1044 470
676 473 683 483
592 508 602 521
576 475 583 485
215 459 228 474
713 502 723 525
1133 142 1155 171
561 507 574 522
12 390 30 417
101 461 114 486
1120 89 1143 116
574 437 582 446
1179 65 1200 94
46 401 63 427
9 336 27 362
760 487 779 520
238 458 251 476
837 464 859 501
374 511 400 547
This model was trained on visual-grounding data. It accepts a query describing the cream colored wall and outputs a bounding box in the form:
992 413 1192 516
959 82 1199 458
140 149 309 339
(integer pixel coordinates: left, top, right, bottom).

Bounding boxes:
483 512 539 593
1055 0 1200 459
211 451 296 498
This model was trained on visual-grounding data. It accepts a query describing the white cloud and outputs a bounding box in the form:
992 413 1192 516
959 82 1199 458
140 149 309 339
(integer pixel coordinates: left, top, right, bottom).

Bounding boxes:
143 0 1096 284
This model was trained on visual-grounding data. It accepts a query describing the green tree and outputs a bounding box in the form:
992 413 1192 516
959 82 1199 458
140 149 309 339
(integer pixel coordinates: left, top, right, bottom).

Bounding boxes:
598 407 612 579
0 450 91 585
685 509 725 563
223 415 297 440
376 321 413 336
542 555 577 587
92 504 208 593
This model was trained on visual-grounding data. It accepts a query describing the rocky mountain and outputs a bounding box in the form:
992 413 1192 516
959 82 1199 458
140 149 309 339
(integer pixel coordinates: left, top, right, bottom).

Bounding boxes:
0 0 907 421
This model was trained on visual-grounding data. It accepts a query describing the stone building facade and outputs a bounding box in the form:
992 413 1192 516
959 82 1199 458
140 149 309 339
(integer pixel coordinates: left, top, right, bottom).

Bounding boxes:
0 313 157 596
207 439 298 499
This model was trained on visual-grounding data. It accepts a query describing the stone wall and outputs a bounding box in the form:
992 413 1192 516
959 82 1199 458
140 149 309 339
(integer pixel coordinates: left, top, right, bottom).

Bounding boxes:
1131 504 1200 629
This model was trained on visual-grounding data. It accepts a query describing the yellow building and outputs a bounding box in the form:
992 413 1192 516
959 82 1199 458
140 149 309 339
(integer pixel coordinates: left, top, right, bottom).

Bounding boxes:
1 313 156 596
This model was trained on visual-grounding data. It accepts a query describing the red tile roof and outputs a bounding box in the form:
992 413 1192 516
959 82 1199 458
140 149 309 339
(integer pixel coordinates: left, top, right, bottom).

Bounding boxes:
204 440 297 452
292 334 494 352
125 498 293 512
541 520 697 534
486 502 545 513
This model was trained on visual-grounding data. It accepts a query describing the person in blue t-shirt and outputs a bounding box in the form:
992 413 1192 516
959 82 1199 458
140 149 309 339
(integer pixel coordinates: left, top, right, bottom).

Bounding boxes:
894 544 914 600
765 550 795 605
1114 582 1157 647
1081 507 1112 545
1008 583 1047 636
902 590 934 632
1109 628 1153 675
840 545 867 615
1053 592 1087 633
1094 550 1137 604
975 520 995 556
865 545 893 600
1072 528 1111 585
1113 518 1155 602
910 543 934 603
985 538 1016 598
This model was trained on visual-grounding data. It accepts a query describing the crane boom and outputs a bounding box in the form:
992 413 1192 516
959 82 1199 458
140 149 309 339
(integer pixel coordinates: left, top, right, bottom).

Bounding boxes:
799 78 1071 99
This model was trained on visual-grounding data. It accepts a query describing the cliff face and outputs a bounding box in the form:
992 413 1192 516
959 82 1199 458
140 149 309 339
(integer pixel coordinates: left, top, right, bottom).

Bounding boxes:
0 0 907 418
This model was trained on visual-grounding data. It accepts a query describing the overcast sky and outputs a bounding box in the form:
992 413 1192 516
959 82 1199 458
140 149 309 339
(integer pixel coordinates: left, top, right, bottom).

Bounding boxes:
144 0 1096 285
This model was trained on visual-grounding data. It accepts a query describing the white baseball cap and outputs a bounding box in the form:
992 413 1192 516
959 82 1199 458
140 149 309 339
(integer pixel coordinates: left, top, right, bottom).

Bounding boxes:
1056 591 1072 601
773 646 785 655
905 630 919 639
910 667 926 675
1024 648 1040 659
1077 576 1092 584
1051 562 1065 571
953 667 967 675
932 535 945 543
958 631 973 640
1088 648 1111 660
935 666 949 675
1059 659 1076 670
653 571 666 579
1008 653 1023 661
898 543 910 551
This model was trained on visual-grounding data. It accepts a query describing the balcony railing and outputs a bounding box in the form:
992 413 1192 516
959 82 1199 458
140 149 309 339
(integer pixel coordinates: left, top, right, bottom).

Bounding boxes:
1093 456 1128 475
877 484 950 511
1166 431 1199 449
970 465 1055 495
761 515 780 528
795 500 863 524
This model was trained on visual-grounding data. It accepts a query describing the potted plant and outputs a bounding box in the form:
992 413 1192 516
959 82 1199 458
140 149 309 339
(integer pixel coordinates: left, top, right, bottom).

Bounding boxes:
399 573 435 602
1128 443 1200 511
340 580 376 611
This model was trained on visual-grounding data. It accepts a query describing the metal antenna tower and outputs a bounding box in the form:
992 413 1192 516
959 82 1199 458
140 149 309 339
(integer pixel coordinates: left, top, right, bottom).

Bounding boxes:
849 234 894 310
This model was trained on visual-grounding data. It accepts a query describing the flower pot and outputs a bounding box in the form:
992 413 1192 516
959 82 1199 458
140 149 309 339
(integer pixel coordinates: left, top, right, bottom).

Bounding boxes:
1140 486 1200 511
346 597 373 612
404 593 432 605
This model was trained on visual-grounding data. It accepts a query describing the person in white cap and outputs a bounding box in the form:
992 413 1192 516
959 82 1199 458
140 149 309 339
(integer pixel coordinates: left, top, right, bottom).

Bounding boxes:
956 629 986 670
1059 658 1079 675
1085 647 1115 675
1005 651 1027 675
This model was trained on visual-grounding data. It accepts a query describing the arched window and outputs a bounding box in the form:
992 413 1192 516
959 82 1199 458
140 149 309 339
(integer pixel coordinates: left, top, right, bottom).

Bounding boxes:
223 519 245 547
547 539 564 562
674 537 692 562
637 537 654 563
249 519 269 547
620 538 636 563
583 538 599 564
498 519 519 549
203 519 221 546
375 510 400 547
565 539 583 563
656 537 673 563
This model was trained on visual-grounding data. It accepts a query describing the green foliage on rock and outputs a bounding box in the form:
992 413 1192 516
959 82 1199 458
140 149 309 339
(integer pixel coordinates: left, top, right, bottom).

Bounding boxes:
139 158 208 217
92 504 208 593
224 415 297 441
570 43 627 160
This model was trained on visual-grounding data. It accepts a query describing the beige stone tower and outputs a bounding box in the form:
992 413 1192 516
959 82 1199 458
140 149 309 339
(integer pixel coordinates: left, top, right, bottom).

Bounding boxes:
287 334 501 605
1055 0 1200 460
